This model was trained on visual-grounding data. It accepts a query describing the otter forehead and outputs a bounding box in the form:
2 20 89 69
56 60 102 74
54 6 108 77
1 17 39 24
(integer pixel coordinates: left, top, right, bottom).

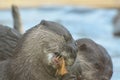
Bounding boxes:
39 20 77 53
20 20 77 53
40 20 73 42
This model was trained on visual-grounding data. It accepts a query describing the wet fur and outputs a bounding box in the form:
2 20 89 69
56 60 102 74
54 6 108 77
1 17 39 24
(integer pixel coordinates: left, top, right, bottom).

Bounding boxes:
0 20 77 80
0 25 21 61
0 5 22 61
113 10 120 36
12 5 24 34
70 38 113 80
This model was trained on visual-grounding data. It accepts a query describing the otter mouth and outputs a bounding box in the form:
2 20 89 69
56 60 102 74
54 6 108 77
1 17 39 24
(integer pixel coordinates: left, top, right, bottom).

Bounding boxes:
48 53 66 68
48 52 74 68
50 53 68 76
48 52 62 68
47 52 75 76
48 52 75 70
47 53 68 76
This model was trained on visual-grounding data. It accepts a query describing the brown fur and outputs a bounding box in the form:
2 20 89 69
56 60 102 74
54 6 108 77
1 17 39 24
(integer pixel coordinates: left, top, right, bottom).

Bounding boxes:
70 38 113 80
113 9 120 36
0 20 77 80
12 5 24 34
0 5 22 61
0 25 21 61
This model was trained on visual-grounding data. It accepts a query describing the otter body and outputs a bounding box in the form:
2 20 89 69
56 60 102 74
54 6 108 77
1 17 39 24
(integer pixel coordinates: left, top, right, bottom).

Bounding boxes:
0 20 77 80
12 5 24 34
70 38 113 80
0 5 22 61
0 25 21 61
113 10 120 36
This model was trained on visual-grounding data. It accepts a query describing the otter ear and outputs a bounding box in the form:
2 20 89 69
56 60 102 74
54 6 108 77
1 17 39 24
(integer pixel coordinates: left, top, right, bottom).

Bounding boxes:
79 44 87 50
40 20 46 25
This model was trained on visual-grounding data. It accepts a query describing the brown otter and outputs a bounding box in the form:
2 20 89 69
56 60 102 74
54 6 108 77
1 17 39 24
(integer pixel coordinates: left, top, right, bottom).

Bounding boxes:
0 20 77 80
69 38 113 80
0 5 22 61
12 5 24 34
0 25 21 61
113 9 120 36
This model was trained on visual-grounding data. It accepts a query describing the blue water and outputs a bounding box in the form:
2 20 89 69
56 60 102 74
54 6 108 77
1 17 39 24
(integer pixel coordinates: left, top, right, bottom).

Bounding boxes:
0 6 120 80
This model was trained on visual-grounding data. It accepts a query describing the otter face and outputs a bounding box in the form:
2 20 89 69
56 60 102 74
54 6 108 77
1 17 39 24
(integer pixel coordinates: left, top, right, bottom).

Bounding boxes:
9 20 77 79
40 20 77 69
40 38 77 77
44 42 77 69
74 38 113 80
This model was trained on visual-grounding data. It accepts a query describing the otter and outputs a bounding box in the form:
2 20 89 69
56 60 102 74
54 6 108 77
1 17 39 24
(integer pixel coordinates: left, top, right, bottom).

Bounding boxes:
0 25 21 61
113 9 120 36
0 20 77 80
12 5 24 34
69 38 113 80
0 5 22 61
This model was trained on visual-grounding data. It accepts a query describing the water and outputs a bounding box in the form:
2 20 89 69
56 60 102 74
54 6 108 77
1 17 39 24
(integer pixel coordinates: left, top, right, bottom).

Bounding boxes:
0 6 120 80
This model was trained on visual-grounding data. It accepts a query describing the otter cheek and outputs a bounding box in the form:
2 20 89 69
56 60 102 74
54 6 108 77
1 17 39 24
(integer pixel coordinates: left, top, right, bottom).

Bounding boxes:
47 53 58 68
47 53 54 65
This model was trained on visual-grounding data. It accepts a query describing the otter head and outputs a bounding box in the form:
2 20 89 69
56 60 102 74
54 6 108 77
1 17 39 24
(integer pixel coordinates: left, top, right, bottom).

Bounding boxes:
75 39 113 80
11 20 77 79
40 20 77 69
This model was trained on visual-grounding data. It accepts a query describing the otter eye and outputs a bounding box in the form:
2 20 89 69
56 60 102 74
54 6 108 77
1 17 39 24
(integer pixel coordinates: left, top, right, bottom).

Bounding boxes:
54 52 59 56
95 63 101 70
54 52 62 57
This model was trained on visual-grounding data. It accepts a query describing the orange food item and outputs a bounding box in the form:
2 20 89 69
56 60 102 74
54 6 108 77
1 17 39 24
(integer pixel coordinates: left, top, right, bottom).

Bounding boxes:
56 57 68 76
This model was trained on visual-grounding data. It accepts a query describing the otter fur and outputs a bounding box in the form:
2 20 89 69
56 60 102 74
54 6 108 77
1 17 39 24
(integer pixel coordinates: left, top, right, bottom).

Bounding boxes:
0 20 77 80
113 9 120 36
0 5 23 61
12 5 24 34
70 38 113 80
0 25 21 61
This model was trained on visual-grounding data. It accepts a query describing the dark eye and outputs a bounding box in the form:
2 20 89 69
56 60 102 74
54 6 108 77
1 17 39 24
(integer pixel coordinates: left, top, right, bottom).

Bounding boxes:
95 63 101 70
54 52 59 55
54 52 62 57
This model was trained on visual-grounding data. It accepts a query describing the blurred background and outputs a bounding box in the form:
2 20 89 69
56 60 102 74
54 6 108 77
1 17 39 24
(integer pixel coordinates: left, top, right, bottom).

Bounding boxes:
0 0 120 80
